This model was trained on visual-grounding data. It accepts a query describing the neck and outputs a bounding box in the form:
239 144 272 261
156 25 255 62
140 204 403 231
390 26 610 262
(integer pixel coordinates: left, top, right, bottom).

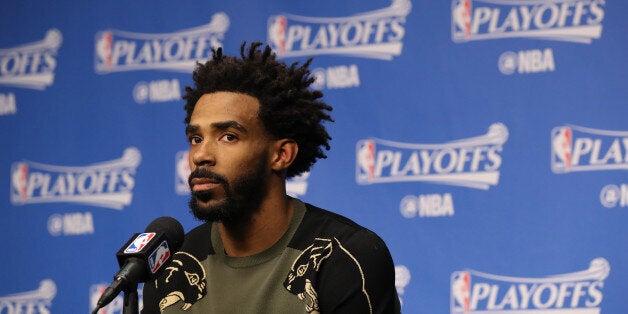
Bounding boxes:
218 192 294 257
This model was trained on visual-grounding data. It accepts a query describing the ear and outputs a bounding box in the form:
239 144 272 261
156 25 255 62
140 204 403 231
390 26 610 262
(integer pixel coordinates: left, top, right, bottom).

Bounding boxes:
270 139 298 173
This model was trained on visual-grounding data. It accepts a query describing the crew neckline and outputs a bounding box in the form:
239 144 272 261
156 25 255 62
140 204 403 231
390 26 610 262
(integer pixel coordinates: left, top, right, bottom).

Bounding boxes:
210 198 306 268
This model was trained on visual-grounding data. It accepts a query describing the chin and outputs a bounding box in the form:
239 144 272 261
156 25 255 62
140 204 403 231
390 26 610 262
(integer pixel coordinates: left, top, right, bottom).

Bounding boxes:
189 196 217 220
191 194 241 223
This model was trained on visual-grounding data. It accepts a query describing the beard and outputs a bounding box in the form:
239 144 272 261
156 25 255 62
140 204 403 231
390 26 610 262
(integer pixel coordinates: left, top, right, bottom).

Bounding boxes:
187 159 267 227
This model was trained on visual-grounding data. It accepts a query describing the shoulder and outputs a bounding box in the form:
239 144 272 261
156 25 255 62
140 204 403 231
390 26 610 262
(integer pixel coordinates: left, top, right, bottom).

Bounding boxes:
289 202 395 284
285 202 400 313
290 202 389 255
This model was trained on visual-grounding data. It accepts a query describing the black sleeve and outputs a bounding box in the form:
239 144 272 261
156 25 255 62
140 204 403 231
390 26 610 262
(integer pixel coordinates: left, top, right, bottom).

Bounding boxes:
141 223 214 314
141 281 161 314
317 230 401 314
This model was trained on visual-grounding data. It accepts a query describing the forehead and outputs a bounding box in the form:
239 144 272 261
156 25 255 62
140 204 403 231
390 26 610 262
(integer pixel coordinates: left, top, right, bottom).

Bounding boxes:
190 91 261 125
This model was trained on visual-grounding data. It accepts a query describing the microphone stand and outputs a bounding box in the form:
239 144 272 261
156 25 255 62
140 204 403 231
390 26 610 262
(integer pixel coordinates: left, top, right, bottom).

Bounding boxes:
123 283 139 314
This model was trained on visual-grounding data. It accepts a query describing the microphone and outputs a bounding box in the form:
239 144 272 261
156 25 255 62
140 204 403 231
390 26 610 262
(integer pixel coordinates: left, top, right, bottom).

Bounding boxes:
92 216 184 313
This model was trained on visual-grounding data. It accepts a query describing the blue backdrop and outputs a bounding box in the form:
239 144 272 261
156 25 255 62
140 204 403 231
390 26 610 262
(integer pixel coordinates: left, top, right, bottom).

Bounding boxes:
1 1 626 313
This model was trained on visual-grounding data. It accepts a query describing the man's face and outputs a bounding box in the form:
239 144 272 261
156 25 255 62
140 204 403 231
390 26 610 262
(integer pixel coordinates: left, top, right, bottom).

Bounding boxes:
186 91 271 224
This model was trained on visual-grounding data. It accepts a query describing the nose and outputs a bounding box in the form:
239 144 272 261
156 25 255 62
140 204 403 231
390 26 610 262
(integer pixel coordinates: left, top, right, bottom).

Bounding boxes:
190 141 216 168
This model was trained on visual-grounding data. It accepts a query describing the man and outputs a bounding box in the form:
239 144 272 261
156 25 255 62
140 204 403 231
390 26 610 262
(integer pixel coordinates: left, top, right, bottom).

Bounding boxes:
142 42 400 314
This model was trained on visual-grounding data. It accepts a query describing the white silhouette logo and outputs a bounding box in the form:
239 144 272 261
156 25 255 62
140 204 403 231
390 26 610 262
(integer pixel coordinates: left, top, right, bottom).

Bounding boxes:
452 0 604 44
0 279 57 313
357 123 508 189
95 13 229 73
451 258 610 313
0 29 62 90
11 148 141 209
268 0 411 60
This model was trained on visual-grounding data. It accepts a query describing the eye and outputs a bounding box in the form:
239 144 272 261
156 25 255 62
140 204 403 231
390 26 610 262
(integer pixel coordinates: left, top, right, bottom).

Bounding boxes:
296 264 308 276
219 133 238 142
188 136 202 145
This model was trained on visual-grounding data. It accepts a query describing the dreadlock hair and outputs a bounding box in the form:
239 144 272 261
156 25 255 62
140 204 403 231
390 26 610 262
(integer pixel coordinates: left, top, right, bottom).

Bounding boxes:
183 41 333 178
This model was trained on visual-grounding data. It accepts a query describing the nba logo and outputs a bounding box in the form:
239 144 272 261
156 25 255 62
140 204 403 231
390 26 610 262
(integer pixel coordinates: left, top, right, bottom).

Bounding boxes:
95 31 113 71
268 15 287 55
452 0 472 39
551 126 573 173
451 271 471 314
11 162 29 203
148 241 171 274
124 233 156 254
356 140 376 183
175 151 191 195
452 0 473 42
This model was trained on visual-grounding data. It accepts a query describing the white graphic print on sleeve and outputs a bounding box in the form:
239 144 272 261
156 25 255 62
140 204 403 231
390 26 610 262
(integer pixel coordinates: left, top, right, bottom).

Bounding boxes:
283 237 373 314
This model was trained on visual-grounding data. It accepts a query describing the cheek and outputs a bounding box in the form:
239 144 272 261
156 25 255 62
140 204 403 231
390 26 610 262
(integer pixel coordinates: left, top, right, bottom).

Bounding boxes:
224 150 268 174
231 153 260 170
187 152 195 171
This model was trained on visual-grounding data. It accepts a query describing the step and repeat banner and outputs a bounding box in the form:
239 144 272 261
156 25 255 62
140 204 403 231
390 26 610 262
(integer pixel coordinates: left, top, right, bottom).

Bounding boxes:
1 0 626 313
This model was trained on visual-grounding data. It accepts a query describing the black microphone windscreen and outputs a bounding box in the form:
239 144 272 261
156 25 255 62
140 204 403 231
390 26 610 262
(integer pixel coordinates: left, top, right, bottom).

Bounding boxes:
144 216 184 252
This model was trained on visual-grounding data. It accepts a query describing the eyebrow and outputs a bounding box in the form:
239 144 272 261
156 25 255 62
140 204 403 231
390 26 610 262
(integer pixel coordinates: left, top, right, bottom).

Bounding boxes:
185 120 248 135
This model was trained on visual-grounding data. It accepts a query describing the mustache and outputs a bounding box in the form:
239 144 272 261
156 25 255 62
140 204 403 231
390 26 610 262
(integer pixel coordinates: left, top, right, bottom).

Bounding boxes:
188 168 228 187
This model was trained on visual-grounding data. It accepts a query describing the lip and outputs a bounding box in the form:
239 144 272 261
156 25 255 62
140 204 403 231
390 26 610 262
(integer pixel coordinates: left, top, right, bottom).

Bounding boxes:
190 177 221 192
